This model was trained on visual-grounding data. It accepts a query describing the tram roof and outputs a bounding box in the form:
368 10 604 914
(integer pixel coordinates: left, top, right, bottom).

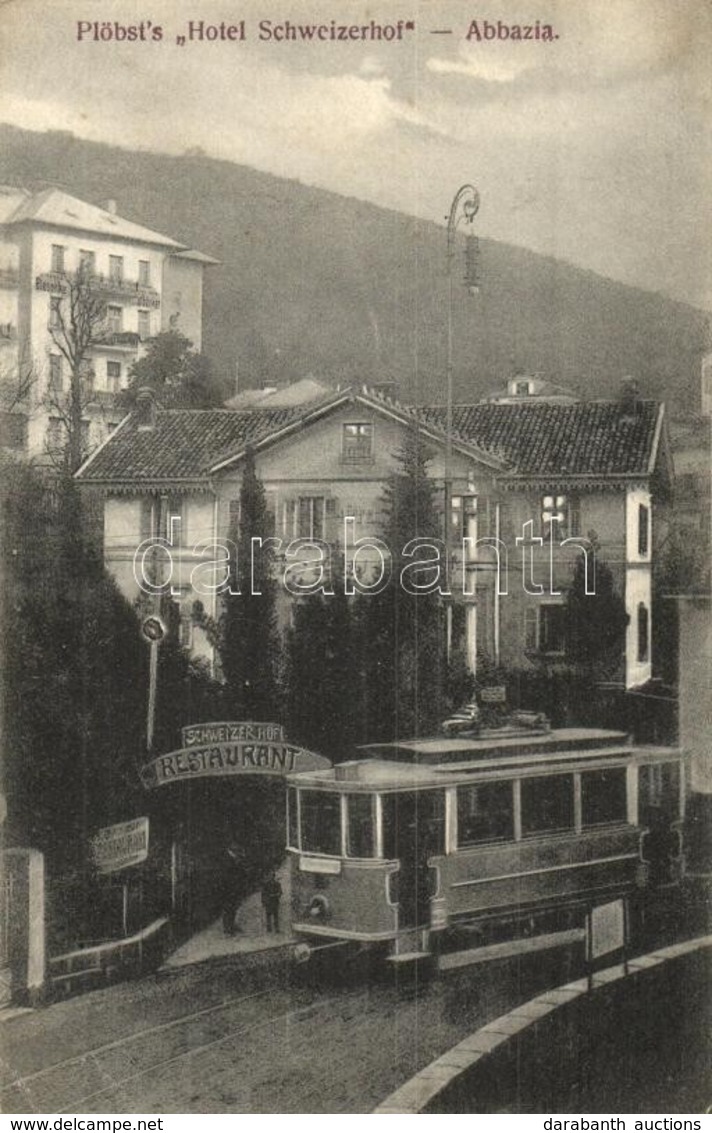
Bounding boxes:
288 732 682 792
359 727 630 765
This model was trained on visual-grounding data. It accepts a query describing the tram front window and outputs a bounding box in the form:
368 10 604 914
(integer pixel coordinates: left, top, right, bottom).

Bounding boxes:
300 791 341 856
347 794 375 858
288 787 299 849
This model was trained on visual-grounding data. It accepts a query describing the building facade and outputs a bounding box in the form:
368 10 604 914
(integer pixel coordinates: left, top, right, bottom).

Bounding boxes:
76 382 673 692
0 185 216 460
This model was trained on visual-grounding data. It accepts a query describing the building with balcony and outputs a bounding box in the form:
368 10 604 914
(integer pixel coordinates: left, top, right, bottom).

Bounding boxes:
75 382 673 691
0 184 217 461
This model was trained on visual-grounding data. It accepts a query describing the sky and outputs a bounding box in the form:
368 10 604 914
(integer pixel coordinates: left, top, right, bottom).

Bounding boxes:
1 0 710 310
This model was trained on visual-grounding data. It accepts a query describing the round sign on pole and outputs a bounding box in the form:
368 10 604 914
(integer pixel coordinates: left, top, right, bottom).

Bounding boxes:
141 614 167 644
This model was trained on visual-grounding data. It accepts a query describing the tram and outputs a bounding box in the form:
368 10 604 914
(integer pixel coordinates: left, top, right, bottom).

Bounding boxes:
286 725 685 967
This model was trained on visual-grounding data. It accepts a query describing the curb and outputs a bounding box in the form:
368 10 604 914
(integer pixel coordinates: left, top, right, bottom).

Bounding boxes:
373 932 712 1114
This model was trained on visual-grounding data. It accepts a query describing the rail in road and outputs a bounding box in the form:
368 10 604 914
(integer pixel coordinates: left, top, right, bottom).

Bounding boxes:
0 948 588 1113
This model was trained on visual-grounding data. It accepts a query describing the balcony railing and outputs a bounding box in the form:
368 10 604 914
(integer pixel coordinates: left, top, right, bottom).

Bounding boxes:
94 331 141 350
35 271 160 308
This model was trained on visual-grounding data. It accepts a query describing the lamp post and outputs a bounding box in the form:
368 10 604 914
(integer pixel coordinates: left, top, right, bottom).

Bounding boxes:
444 184 481 599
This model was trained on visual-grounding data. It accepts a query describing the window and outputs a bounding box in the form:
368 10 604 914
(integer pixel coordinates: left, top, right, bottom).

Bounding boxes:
541 494 580 538
457 781 514 846
108 255 124 283
342 422 373 463
288 788 299 849
346 795 375 858
581 769 627 826
46 417 64 451
137 309 151 339
179 611 193 650
288 496 336 540
106 360 121 393
106 305 122 334
49 296 61 329
639 763 680 826
521 775 574 835
637 603 649 663
51 244 65 273
515 380 531 396
451 495 478 542
48 354 62 392
228 498 240 535
138 260 151 286
300 791 341 856
638 504 649 557
540 604 567 653
525 603 567 654
79 249 95 274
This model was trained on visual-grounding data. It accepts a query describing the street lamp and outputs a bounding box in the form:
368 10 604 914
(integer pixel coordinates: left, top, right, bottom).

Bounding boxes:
444 183 481 581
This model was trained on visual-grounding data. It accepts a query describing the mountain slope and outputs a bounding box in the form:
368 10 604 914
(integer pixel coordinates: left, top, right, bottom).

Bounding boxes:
0 124 706 410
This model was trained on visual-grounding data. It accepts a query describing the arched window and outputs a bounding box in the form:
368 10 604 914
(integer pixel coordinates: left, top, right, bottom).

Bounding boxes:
637 603 649 663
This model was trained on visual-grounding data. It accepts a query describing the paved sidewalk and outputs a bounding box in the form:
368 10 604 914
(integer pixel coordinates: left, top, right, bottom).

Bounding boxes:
162 864 293 970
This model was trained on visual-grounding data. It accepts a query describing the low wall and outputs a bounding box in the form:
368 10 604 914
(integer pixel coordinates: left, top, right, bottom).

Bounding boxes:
375 933 712 1114
48 917 171 1000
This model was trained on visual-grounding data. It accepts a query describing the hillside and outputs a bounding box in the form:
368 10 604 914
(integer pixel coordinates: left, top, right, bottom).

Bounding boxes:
0 124 706 410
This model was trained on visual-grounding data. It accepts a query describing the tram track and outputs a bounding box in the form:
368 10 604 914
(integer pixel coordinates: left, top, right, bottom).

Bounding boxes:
0 983 386 1113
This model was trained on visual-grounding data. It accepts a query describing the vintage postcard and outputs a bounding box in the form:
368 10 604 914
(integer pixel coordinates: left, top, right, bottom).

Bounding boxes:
0 0 710 1118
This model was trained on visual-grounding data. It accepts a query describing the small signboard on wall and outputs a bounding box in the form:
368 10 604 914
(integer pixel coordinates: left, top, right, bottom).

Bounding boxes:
586 897 628 984
90 817 149 874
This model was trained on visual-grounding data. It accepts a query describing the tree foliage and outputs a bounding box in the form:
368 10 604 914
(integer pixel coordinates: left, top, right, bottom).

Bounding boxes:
212 449 282 719
119 330 224 410
286 557 361 760
565 536 628 681
363 424 449 740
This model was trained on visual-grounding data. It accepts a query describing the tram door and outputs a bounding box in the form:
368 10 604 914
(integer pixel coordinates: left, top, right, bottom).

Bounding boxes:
382 791 445 928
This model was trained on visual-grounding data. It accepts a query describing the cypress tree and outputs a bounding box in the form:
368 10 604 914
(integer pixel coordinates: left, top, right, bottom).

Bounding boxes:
364 423 448 741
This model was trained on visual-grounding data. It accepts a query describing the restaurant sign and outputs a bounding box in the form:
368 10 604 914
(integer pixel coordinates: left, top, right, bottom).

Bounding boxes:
90 817 149 874
140 722 330 789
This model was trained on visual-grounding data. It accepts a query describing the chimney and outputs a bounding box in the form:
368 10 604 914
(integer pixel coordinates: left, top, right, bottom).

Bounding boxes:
102 198 118 215
135 387 157 430
619 376 641 419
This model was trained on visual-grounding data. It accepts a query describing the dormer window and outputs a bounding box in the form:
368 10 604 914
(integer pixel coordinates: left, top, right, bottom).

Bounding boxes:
515 380 531 396
342 423 373 463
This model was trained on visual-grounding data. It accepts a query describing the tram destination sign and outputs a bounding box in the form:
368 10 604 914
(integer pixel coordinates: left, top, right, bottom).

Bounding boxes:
141 722 330 789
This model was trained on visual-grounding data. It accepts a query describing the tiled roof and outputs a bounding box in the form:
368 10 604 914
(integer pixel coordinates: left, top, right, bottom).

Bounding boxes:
77 395 664 487
78 406 310 483
420 401 663 478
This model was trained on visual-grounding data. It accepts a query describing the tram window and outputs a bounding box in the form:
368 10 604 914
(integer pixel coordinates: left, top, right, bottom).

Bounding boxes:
521 775 574 835
581 769 627 826
457 781 514 846
639 763 680 826
288 788 299 849
300 791 341 856
346 795 375 858
381 791 445 861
